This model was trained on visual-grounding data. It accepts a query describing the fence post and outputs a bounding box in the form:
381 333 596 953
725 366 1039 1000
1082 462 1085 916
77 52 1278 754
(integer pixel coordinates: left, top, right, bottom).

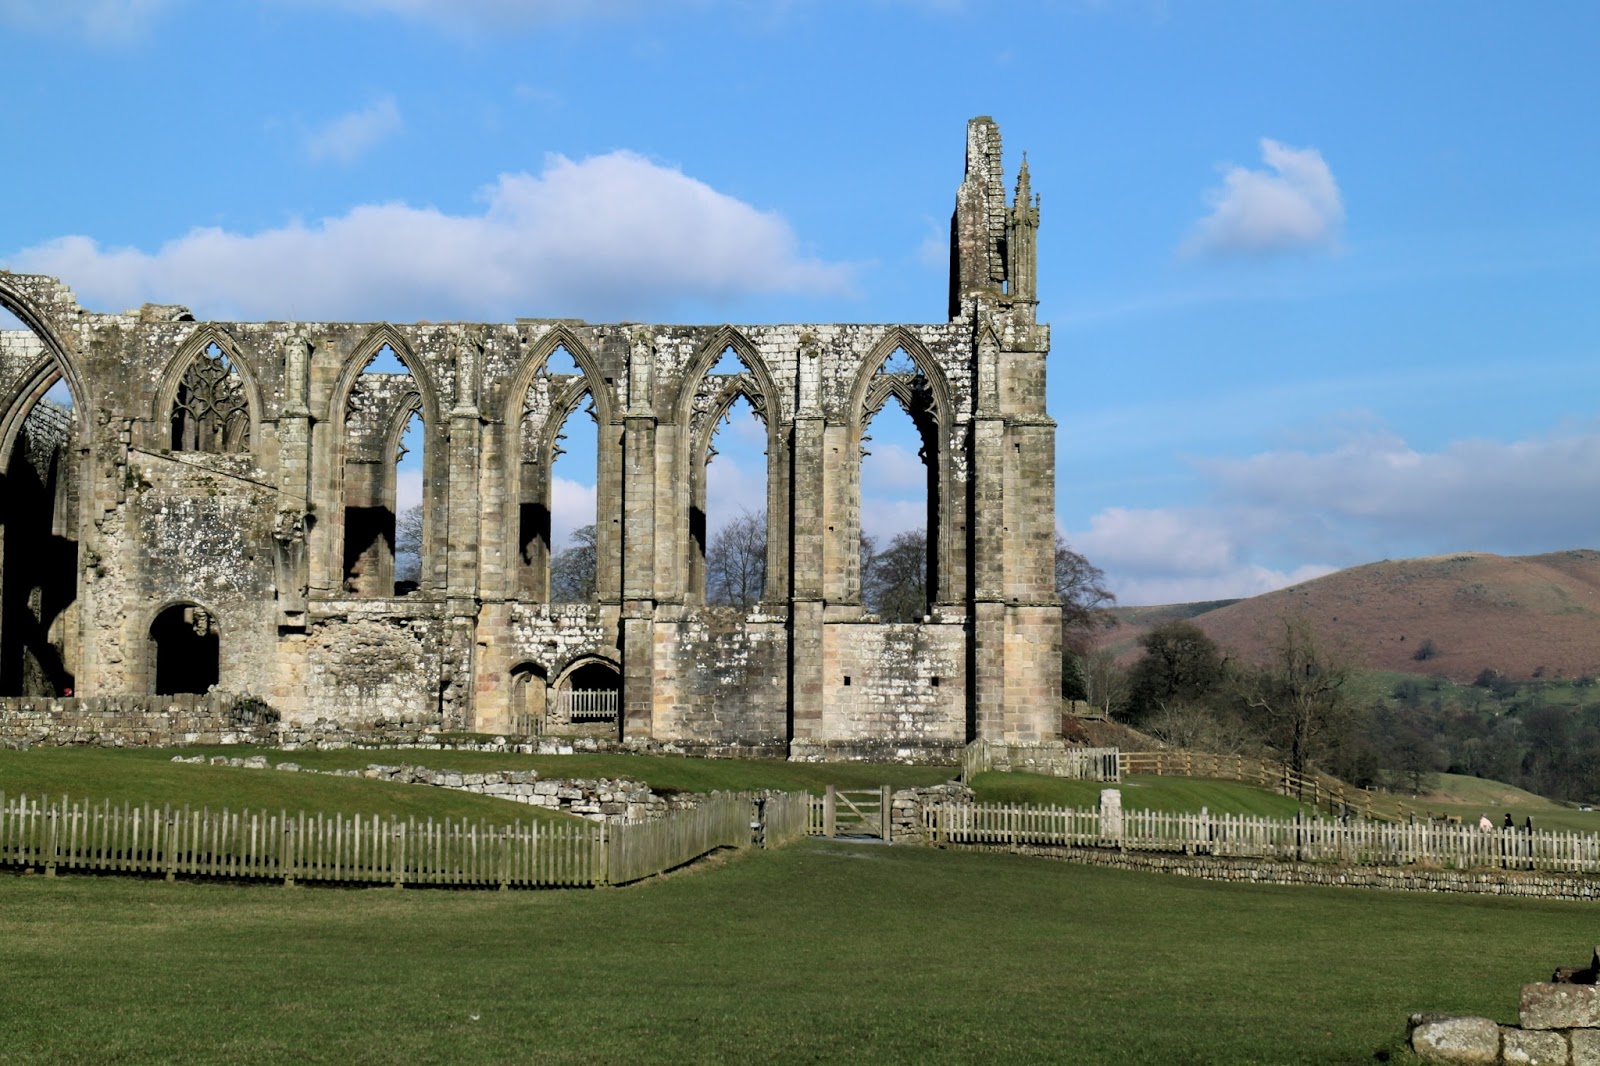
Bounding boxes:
1100 788 1123 850
824 785 837 838
880 785 892 843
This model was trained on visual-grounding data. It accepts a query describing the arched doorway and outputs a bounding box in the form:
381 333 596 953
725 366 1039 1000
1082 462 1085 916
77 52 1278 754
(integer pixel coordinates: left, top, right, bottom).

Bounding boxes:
556 659 620 730
509 661 549 736
150 604 219 695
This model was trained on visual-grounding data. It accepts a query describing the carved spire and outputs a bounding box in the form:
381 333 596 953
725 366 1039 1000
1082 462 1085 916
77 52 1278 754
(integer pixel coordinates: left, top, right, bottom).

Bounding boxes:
1007 149 1040 308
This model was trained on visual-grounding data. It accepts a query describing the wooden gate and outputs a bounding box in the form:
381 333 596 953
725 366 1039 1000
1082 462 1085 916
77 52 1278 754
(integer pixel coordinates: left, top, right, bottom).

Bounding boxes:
822 785 892 841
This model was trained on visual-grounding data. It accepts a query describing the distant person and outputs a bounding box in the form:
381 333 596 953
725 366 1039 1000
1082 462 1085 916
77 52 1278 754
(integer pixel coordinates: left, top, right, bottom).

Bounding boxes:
1524 816 1534 833
1504 813 1514 830
1479 813 1494 831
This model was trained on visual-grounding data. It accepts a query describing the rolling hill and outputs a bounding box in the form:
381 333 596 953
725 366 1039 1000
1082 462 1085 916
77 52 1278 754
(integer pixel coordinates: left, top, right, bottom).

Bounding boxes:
1098 549 1600 683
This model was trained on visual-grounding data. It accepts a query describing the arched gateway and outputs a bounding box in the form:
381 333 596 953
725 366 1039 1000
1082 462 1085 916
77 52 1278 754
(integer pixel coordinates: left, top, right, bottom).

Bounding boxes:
0 117 1059 758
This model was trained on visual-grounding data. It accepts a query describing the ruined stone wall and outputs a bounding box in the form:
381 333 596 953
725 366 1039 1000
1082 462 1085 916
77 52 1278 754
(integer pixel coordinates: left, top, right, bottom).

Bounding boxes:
0 117 1063 760
0 693 275 748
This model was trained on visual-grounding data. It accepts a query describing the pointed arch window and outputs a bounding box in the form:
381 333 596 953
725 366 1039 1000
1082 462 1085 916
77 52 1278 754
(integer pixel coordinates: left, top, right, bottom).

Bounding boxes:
517 344 599 603
690 346 771 607
171 342 250 452
1 365 80 696
342 343 427 597
859 348 940 620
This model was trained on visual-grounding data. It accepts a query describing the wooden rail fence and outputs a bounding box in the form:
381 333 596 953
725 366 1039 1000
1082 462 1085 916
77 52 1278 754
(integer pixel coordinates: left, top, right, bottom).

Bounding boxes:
0 791 800 888
1117 750 1404 821
924 801 1600 874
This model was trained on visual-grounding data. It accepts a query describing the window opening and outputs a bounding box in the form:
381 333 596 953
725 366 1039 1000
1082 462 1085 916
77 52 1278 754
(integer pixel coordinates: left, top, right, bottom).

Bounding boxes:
0 356 80 696
343 343 424 597
860 349 937 621
171 342 249 452
703 394 768 608
556 660 620 728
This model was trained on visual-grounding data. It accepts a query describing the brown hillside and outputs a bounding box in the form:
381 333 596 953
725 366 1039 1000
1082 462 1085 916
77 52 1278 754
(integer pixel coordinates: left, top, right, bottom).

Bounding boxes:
1098 550 1600 683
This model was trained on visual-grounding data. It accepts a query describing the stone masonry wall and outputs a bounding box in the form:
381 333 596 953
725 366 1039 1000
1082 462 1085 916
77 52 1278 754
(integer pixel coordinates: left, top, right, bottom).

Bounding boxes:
0 118 1062 758
0 693 276 748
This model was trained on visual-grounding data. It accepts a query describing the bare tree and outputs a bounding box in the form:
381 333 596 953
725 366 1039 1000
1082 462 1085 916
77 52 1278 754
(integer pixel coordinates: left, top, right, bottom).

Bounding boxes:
866 529 927 622
396 504 423 586
550 524 597 603
707 508 766 608
1080 648 1130 719
1056 533 1116 655
1238 613 1352 779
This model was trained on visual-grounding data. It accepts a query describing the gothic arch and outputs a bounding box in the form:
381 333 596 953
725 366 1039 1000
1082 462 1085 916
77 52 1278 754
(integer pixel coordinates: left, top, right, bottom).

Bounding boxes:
846 328 955 609
0 278 92 450
328 325 444 430
846 328 953 425
673 326 783 428
676 327 786 606
503 326 617 602
502 325 615 430
326 326 445 596
151 326 263 456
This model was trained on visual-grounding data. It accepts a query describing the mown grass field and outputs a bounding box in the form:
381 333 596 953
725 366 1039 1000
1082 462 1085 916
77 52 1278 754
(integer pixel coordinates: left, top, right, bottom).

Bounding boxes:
970 771 1314 818
1403 771 1600 834
0 837 1584 1065
0 747 961 828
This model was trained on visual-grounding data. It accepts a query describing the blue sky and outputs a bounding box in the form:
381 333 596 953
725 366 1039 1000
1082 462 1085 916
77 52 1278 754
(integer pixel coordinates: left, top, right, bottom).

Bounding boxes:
2 1 1598 604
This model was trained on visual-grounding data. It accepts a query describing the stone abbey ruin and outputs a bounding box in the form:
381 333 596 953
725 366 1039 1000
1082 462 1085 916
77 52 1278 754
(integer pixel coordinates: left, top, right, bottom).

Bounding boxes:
0 117 1059 760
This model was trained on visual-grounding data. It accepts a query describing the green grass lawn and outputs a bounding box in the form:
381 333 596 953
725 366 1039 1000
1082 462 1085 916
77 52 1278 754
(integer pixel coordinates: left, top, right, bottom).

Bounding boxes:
970 771 1314 818
0 747 576 824
2 745 957 797
0 837 1583 1064
1402 772 1600 834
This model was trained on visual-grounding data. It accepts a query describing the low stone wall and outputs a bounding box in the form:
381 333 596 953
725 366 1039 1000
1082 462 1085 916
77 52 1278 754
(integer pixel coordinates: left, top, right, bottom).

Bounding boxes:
1410 957 1600 1064
944 843 1600 902
0 694 275 748
172 754 682 824
891 783 975 843
789 739 967 765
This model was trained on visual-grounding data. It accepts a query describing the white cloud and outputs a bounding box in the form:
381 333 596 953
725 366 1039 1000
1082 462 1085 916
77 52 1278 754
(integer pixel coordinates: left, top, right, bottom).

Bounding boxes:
1071 424 1600 606
550 475 596 551
9 150 854 321
304 96 403 165
1183 138 1343 257
861 441 927 495
1205 426 1600 552
0 0 169 42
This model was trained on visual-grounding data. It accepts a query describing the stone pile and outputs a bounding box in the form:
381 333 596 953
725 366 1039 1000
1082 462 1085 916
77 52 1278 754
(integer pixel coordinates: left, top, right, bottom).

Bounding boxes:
1411 948 1600 1064
890 782 974 842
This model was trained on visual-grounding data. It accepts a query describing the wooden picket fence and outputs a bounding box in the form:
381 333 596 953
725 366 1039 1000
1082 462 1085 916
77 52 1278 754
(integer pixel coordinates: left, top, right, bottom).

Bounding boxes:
1118 750 1404 821
0 791 798 888
923 801 1600 874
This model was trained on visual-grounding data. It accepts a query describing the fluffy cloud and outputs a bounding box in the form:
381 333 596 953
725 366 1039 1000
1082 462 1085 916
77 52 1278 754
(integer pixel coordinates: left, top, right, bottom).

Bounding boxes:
550 475 597 551
8 150 853 321
1183 138 1343 257
1070 425 1600 606
0 0 169 42
304 96 403 165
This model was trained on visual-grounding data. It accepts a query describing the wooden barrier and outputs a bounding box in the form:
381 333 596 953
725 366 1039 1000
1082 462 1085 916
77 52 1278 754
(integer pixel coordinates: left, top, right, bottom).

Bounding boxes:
922 801 1600 874
1117 750 1405 822
0 791 799 889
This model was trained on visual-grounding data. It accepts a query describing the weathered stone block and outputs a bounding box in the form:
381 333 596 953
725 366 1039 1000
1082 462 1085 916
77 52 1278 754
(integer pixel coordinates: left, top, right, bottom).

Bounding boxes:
1523 983 1600 1030
1408 1015 1500 1064
1502 1027 1568 1066
1571 1028 1600 1066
